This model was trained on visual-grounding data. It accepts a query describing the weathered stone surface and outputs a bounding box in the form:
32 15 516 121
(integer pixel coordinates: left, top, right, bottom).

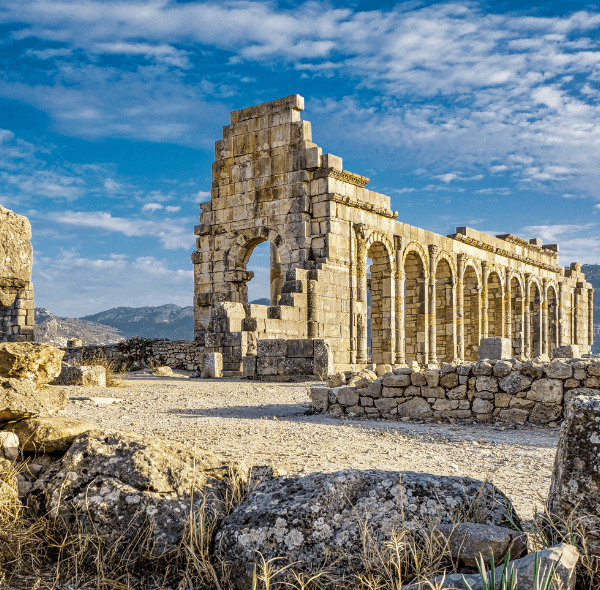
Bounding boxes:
202 352 223 378
520 361 545 379
546 360 573 379
411 371 427 386
472 361 493 376
492 360 513 378
529 403 562 425
327 372 346 388
476 376 498 392
3 417 98 453
242 355 256 378
256 339 287 357
286 339 313 358
472 398 493 414
309 387 329 411
0 343 64 385
548 392 600 555
446 385 467 399
365 381 382 398
382 386 403 397
435 522 526 567
439 373 459 388
499 372 532 394
0 378 67 422
552 344 580 359
414 543 578 590
0 430 19 460
497 408 529 423
422 385 445 399
478 337 511 361
313 339 333 377
214 470 522 589
32 430 231 555
397 397 432 418
587 361 600 377
56 365 107 386
383 374 411 387
152 366 173 377
425 370 440 387
335 387 359 407
374 397 397 412
494 392 512 408
528 378 563 404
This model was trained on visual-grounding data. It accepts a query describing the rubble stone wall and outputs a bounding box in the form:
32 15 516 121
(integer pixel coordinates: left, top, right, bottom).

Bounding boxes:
309 358 600 425
0 206 34 342
192 95 594 374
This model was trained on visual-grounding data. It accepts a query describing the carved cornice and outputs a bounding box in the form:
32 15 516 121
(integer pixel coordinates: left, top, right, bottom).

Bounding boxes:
496 233 559 259
332 194 398 219
451 233 560 273
327 168 370 188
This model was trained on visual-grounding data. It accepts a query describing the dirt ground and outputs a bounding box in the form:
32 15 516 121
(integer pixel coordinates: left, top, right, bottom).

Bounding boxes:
60 373 559 523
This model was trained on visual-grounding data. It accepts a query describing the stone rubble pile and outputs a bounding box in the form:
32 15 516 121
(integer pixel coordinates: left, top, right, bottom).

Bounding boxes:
310 357 600 425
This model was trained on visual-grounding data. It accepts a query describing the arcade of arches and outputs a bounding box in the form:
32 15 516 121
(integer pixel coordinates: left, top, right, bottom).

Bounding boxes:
193 95 593 373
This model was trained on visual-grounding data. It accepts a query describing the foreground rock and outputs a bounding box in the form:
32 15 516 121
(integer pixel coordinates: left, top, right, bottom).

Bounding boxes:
0 431 19 460
410 543 579 589
0 342 64 384
215 470 522 589
3 417 98 453
32 430 234 555
0 378 67 422
54 365 106 387
548 390 600 555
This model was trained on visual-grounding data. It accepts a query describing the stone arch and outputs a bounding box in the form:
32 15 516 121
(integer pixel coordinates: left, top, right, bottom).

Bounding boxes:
227 226 293 305
366 236 395 364
463 259 481 361
528 277 542 357
435 257 455 362
433 250 457 280
546 282 559 352
403 246 428 365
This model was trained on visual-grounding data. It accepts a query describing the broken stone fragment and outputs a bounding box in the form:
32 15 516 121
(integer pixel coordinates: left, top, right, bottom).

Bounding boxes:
0 343 64 385
0 378 67 422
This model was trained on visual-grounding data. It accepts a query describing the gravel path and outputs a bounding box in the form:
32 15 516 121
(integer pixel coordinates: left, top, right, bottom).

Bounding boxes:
60 373 559 522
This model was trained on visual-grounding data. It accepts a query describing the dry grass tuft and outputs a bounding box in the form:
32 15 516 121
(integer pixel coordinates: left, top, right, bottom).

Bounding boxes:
0 462 21 526
73 349 125 387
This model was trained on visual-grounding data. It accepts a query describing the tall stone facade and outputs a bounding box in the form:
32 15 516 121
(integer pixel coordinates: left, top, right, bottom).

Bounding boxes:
0 205 34 342
192 95 593 373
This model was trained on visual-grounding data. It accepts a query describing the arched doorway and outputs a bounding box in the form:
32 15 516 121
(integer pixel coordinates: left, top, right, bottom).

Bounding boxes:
463 264 481 361
510 276 524 357
435 258 454 362
404 251 427 365
487 271 503 337
367 241 394 365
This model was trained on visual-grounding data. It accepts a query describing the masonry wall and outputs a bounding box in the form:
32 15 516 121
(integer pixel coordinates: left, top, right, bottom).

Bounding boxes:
0 205 34 342
310 357 600 425
192 95 594 374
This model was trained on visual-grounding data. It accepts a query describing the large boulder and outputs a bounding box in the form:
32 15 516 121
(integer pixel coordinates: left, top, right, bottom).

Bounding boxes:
548 391 600 556
0 343 64 385
0 378 67 422
214 470 522 589
3 417 98 453
32 430 234 555
54 365 106 387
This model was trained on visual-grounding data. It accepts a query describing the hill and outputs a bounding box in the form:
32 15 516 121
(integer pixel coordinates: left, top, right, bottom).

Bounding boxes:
34 308 125 347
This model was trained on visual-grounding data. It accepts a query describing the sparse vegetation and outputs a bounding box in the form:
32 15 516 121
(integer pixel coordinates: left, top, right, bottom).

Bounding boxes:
73 348 125 387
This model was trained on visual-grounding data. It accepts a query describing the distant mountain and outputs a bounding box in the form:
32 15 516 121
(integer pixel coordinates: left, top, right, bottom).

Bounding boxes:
80 304 194 340
35 308 125 347
249 298 270 305
582 265 600 354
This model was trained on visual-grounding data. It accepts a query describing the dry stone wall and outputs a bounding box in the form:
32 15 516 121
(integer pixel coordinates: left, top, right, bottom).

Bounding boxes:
192 95 593 375
0 206 34 342
310 357 600 425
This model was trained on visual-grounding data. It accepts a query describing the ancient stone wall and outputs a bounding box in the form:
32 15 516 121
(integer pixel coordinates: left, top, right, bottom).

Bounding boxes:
0 206 34 342
192 95 594 374
310 358 600 425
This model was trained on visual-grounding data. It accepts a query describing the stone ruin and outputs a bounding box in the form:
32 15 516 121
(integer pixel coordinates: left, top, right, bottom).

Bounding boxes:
0 205 34 343
192 94 594 375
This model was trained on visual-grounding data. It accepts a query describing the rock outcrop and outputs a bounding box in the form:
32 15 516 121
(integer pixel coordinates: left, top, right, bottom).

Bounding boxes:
214 469 522 589
0 342 64 384
0 378 68 423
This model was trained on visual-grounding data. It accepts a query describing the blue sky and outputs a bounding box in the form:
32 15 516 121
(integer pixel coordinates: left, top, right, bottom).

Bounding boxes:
1 0 600 316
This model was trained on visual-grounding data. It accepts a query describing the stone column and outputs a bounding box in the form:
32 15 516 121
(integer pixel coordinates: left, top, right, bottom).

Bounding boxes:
349 224 357 364
428 245 438 364
589 288 594 350
504 270 512 352
574 290 580 345
541 280 549 356
307 278 318 338
450 277 458 359
524 274 531 358
395 242 405 364
457 254 467 361
356 232 368 364
558 285 567 346
481 261 490 338
270 242 283 306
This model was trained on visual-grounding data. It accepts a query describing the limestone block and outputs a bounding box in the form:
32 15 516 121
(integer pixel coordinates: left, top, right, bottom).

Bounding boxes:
425 370 440 387
327 372 346 387
242 356 256 379
493 361 513 378
67 338 83 348
495 393 512 408
529 403 562 424
478 337 511 360
0 431 19 460
411 371 427 386
585 377 599 388
497 408 529 424
472 398 493 414
476 376 498 393
365 382 382 398
520 361 545 379
447 385 467 400
314 339 333 377
202 352 223 379
309 387 329 411
587 361 600 377
382 386 404 398
278 357 313 376
551 344 580 359
382 374 411 388
405 385 421 397
335 387 359 407
56 365 106 387
0 342 64 385
256 357 278 376
474 390 494 400
472 361 493 376
422 386 445 399
548 391 600 555
439 373 459 388
256 339 287 357
546 360 573 379
564 378 580 389
397 397 432 418
286 339 314 358
509 397 535 409
374 397 397 412
456 365 472 376
375 364 392 377
527 379 563 404
499 372 532 394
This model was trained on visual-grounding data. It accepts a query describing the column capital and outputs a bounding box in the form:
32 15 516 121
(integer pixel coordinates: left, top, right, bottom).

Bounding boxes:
428 244 440 256
481 260 490 271
394 235 403 252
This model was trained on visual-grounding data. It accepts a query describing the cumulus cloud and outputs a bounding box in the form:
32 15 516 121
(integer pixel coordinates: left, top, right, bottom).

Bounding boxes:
520 223 600 264
50 210 194 249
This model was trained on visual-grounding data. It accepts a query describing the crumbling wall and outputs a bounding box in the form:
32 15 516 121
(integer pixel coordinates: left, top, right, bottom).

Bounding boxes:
0 206 34 342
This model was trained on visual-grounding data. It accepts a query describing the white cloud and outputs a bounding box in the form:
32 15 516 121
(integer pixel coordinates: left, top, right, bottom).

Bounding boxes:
520 223 600 264
193 190 211 203
50 210 193 249
142 202 163 212
165 205 180 212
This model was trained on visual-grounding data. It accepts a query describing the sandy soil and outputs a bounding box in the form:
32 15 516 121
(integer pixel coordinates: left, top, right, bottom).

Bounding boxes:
60 373 559 522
